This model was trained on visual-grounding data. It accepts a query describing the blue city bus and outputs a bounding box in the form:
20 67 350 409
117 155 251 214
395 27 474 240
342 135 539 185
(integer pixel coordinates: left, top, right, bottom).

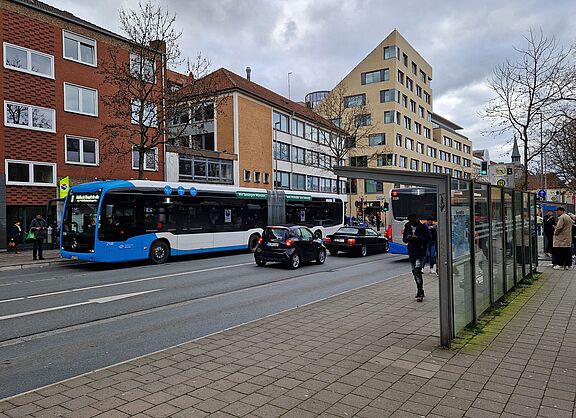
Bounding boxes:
60 180 345 264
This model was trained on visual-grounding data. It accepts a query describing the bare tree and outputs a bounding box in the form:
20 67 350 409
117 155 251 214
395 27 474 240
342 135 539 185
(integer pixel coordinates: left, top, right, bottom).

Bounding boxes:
483 28 576 190
314 83 378 193
547 117 576 193
100 1 216 179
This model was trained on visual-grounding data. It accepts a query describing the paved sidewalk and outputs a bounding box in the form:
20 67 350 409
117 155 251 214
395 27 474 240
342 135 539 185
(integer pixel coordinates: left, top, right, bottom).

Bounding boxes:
0 248 69 271
0 266 574 417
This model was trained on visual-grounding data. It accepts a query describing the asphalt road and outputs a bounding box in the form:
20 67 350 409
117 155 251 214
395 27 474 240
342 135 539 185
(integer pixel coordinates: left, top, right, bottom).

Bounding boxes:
0 250 410 399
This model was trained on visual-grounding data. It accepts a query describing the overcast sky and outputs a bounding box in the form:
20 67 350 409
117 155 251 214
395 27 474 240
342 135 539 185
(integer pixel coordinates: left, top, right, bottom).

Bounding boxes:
50 0 576 161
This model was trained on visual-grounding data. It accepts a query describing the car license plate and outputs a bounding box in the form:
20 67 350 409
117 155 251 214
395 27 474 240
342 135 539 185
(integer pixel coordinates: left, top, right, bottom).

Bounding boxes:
335 238 345 242
267 242 279 247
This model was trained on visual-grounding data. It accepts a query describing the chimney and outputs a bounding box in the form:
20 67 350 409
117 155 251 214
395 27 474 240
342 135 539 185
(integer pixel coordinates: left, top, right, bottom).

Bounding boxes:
149 40 167 54
246 66 251 81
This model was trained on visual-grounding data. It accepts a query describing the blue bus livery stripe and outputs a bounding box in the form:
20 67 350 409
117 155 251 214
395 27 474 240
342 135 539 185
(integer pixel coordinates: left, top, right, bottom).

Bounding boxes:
388 241 408 255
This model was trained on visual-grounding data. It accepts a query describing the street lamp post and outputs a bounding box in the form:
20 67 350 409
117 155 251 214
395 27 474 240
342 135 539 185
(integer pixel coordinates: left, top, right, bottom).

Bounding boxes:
274 121 280 189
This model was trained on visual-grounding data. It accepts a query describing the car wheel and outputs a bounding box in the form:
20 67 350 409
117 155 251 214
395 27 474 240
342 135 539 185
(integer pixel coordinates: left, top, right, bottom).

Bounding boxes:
149 240 169 264
359 244 368 257
316 248 327 264
382 241 389 253
314 230 322 239
248 233 260 252
255 259 267 267
289 252 301 269
329 249 339 256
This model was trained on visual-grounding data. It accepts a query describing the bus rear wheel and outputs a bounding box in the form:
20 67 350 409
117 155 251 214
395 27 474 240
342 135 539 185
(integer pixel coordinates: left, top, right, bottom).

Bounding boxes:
149 240 170 264
248 233 260 252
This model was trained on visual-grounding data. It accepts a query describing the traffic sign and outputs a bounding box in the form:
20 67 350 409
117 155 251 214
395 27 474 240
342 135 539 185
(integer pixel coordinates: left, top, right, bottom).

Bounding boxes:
189 187 198 197
537 189 546 199
497 179 506 187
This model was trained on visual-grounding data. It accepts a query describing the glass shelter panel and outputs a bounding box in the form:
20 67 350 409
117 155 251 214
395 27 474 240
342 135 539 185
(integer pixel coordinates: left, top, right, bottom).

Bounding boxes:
451 179 473 332
503 190 515 291
523 193 532 273
514 191 524 282
490 187 505 301
530 194 538 269
474 183 491 316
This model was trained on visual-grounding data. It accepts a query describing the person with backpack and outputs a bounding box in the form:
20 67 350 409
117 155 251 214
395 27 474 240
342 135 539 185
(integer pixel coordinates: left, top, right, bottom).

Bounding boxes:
403 214 431 301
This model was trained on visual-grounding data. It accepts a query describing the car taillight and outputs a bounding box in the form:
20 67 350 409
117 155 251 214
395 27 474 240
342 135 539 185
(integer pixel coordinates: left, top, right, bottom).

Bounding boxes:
258 237 263 245
387 225 393 241
285 239 294 247
325 237 331 243
346 238 356 245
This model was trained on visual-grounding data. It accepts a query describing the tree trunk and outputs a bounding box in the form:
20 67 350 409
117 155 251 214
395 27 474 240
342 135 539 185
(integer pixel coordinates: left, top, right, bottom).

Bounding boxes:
139 149 145 180
523 137 529 191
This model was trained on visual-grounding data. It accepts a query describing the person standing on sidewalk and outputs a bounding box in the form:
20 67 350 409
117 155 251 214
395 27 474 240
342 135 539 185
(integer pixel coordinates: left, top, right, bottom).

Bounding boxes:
30 213 47 261
552 207 573 270
543 211 555 258
403 214 431 301
7 220 22 254
424 216 438 275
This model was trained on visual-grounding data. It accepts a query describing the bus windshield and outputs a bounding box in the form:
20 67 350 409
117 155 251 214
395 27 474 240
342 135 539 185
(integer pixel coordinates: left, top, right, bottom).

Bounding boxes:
61 192 100 252
391 188 437 221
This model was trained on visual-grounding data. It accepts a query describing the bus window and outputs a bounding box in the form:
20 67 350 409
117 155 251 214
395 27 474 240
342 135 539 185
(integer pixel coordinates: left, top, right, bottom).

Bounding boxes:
98 193 138 241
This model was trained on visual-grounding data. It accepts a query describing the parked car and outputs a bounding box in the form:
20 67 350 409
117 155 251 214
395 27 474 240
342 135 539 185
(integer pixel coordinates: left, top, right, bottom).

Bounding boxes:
254 225 327 269
325 226 388 257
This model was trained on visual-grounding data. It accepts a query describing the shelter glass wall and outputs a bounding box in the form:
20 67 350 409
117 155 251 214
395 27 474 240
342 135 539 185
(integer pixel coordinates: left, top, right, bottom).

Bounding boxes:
473 183 491 315
490 187 505 302
514 191 524 283
503 190 515 291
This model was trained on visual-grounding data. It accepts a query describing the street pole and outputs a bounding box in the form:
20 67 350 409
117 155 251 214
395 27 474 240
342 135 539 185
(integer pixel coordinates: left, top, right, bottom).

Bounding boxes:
274 121 280 189
539 113 544 193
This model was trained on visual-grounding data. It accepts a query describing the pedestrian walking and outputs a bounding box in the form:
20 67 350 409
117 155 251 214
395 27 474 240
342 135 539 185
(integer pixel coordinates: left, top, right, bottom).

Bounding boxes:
424 216 437 274
403 214 431 301
536 214 543 236
552 207 573 270
543 211 555 258
7 220 22 254
30 213 47 261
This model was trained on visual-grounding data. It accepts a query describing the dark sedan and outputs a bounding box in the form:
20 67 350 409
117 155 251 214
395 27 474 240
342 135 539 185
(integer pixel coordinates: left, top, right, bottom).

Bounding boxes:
325 226 388 257
254 225 327 269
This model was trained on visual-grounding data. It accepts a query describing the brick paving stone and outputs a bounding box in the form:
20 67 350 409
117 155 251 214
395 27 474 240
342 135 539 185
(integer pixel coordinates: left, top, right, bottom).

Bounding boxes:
115 399 154 415
503 401 539 417
3 403 43 417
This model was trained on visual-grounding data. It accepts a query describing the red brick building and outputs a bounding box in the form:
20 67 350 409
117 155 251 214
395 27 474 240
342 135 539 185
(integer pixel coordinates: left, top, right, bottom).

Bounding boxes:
1 0 167 248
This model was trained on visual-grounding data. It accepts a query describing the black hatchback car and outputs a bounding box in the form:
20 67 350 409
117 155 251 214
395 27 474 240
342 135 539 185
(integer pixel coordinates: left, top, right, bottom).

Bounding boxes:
325 226 388 257
254 226 327 269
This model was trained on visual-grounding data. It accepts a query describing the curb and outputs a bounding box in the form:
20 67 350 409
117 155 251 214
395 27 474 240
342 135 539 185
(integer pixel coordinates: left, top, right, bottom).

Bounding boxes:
0 258 83 272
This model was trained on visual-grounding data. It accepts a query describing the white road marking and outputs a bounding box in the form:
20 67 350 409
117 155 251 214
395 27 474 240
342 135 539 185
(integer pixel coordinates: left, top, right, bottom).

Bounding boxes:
0 290 161 321
0 262 254 304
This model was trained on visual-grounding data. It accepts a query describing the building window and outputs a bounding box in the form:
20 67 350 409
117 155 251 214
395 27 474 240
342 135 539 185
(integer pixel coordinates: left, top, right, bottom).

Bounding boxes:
464 172 471 179
411 62 417 75
411 159 419 171
396 134 402 146
403 53 408 67
383 45 398 59
416 85 422 98
350 156 368 167
422 162 431 172
384 111 395 124
361 69 389 84
307 125 318 142
424 91 431 104
293 146 306 164
275 171 290 188
428 146 437 158
292 173 306 190
424 127 431 139
416 142 424 154
132 147 158 171
306 150 319 167
130 53 155 83
131 99 157 127
444 167 452 175
64 83 98 116
418 106 425 118
3 42 54 78
252 171 260 183
440 151 451 162
4 101 55 132
63 30 96 66
420 70 427 83
6 160 56 186
414 122 422 135
306 176 319 192
243 170 251 182
65 136 98 165
403 116 411 130
405 138 414 151
274 142 291 161
454 141 462 151
369 133 385 146
454 170 462 178
453 155 461 164
397 70 404 84
292 119 305 137
380 89 398 103
410 100 416 113
190 133 215 151
192 102 214 122
273 111 290 133
180 155 233 184
377 153 396 167
443 136 452 147
365 180 383 194
344 94 366 108
319 129 330 145
406 77 413 91
463 144 471 154
433 165 442 173
355 114 371 127
263 172 270 184
463 158 471 167
399 156 407 168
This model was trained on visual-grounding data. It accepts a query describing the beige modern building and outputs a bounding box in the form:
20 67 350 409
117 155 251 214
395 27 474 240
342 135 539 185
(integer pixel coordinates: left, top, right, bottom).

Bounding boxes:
332 30 473 217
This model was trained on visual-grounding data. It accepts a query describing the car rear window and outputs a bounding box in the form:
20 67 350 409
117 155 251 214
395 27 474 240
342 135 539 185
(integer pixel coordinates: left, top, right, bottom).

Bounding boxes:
336 227 359 235
263 228 288 240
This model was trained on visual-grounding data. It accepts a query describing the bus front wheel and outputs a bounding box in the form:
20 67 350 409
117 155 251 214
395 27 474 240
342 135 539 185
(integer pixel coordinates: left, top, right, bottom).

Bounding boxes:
248 233 260 252
149 240 170 264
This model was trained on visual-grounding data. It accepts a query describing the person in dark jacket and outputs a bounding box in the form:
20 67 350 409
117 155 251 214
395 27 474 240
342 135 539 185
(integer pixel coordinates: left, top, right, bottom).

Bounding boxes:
30 213 47 260
403 214 431 300
543 211 555 257
7 220 22 253
424 216 438 274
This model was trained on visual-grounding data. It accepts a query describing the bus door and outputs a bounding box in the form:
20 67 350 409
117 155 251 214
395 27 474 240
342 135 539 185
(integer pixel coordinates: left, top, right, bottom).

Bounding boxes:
99 198 144 261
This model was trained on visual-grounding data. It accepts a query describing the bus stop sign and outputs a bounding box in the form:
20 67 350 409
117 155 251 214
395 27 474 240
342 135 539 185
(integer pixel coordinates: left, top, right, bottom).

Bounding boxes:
538 189 546 199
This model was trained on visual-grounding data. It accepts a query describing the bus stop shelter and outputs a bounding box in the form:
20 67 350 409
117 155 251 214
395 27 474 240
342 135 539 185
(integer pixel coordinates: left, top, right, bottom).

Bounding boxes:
334 167 538 348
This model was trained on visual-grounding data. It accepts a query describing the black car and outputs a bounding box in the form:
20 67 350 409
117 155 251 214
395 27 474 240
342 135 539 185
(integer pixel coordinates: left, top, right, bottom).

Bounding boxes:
325 226 388 257
254 225 327 269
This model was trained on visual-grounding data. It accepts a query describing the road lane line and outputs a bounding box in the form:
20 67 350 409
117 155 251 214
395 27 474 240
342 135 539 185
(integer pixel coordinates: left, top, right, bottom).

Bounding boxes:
0 290 162 321
0 262 254 304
